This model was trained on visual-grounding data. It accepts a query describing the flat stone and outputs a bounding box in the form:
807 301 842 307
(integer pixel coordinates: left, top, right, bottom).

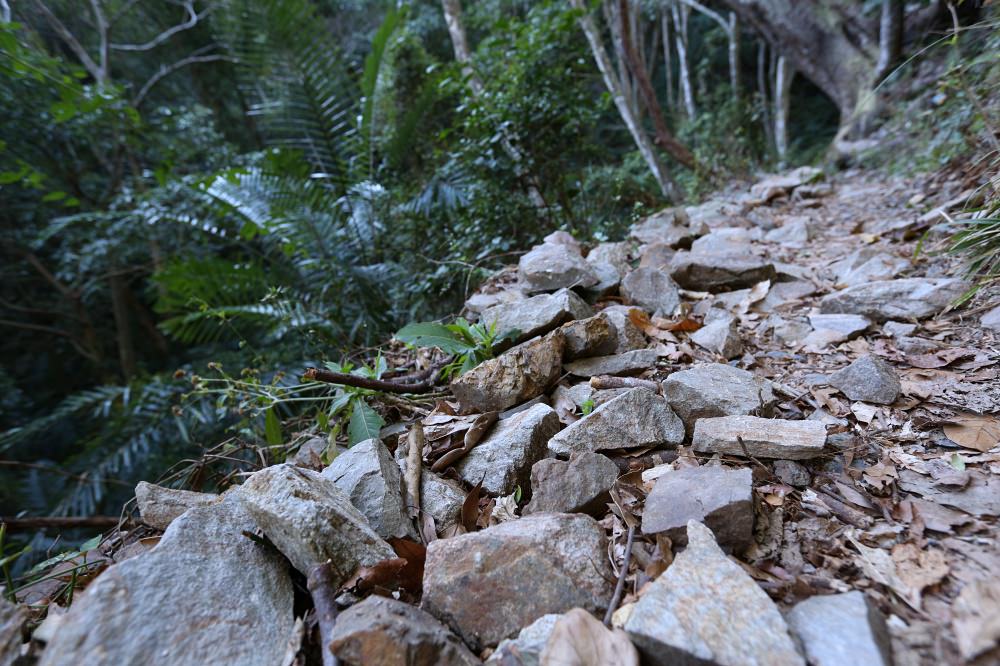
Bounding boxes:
669 251 777 292
465 288 527 314
600 305 648 352
690 316 742 359
524 452 618 515
661 363 776 433
883 320 917 337
241 463 395 580
786 591 892 666
819 277 968 322
765 217 811 244
486 614 560 666
558 313 616 360
828 354 901 404
773 460 811 487
480 289 592 343
981 305 1000 332
421 513 614 651
758 280 816 312
456 403 561 495
641 466 753 551
690 227 756 254
548 388 684 455
329 596 479 666
638 242 675 270
134 481 218 530
322 438 418 540
693 416 827 460
621 267 681 317
519 241 598 292
832 248 910 287
771 317 813 345
451 332 564 413
38 495 294 666
564 349 657 377
808 313 871 338
0 597 25 665
630 207 700 247
625 521 804 666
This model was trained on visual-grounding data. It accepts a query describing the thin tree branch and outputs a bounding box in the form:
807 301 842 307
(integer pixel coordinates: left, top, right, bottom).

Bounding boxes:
111 1 210 51
303 368 436 394
0 318 74 338
603 522 635 626
32 0 103 83
133 52 233 107
88 0 110 83
1 516 121 531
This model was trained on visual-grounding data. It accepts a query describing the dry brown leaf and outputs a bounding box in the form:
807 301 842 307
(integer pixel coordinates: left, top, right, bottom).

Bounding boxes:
461 478 484 532
952 578 1000 660
539 608 639 666
943 414 1000 453
862 458 898 491
891 543 949 606
738 280 771 314
908 347 976 369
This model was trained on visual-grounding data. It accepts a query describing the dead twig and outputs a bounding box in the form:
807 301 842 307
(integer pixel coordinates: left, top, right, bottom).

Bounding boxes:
590 375 661 392
306 561 342 666
603 523 636 626
303 367 436 394
1 516 121 531
405 423 423 524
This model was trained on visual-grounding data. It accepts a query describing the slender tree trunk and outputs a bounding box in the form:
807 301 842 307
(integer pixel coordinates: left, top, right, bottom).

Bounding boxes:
728 12 740 98
875 0 903 82
774 55 793 166
670 2 696 119
757 41 774 150
571 0 678 199
661 9 675 111
605 0 637 117
110 275 136 379
646 17 660 84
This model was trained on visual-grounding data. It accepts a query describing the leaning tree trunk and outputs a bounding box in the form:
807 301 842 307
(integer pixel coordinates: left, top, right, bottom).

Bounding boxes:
670 1 696 119
875 0 903 82
773 55 793 166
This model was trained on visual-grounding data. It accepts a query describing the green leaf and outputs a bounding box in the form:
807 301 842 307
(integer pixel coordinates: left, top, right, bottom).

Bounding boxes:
950 453 966 471
264 407 283 445
396 322 475 354
348 398 384 446
42 190 66 202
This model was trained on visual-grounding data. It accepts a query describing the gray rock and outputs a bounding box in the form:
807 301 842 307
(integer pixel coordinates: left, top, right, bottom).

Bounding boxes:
0 597 25 665
330 596 479 666
832 248 910 287
486 614 560 666
241 463 395 580
420 472 466 532
421 513 614 651
669 251 777 292
481 289 592 344
786 591 892 666
828 355 901 404
771 317 813 345
621 267 681 317
456 403 561 495
981 304 1000 332
883 320 917 337
451 332 565 413
544 230 582 251
693 416 827 460
465 288 528 315
819 277 968 322
773 460 811 488
559 313 617 360
758 280 816 313
587 241 632 274
661 363 776 433
322 438 418 540
630 207 699 247
564 349 657 377
642 466 753 551
39 495 294 666
638 242 675 270
586 260 622 297
548 388 684 455
625 521 804 666
519 241 598 292
524 452 618 515
690 316 743 359
765 217 811 244
691 227 755 254
807 313 871 338
135 481 218 531
601 306 648 352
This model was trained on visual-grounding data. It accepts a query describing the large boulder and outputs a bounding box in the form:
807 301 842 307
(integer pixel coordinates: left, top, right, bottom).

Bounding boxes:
661 363 777 433
819 277 968 322
421 513 614 651
450 332 565 413
548 388 684 455
39 496 294 666
624 521 804 666
480 289 592 344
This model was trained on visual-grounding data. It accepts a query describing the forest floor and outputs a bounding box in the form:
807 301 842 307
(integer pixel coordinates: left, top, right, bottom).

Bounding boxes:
12 165 1000 666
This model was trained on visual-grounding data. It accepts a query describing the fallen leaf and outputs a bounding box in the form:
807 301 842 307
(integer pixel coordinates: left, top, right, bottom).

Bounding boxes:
738 280 771 314
847 533 946 610
908 347 976 369
943 414 1000 453
952 578 1000 660
461 478 484 532
539 608 639 666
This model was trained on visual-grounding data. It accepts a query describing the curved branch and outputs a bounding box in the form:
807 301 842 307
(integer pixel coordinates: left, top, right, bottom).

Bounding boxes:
111 1 208 51
133 52 233 107
303 368 436 394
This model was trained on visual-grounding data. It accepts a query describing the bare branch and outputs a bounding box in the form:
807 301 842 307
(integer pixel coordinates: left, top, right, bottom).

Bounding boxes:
32 0 103 82
111 1 211 52
302 367 436 394
133 51 233 107
1 0 11 23
676 0 729 33
88 0 110 82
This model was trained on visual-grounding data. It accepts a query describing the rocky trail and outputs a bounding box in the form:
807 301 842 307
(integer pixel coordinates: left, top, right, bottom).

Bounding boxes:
7 166 1000 666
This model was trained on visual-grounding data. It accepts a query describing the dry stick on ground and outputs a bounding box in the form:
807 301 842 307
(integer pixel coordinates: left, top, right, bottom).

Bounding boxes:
603 522 636 626
1 516 120 530
590 375 661 392
303 368 435 394
405 423 423 522
306 561 342 666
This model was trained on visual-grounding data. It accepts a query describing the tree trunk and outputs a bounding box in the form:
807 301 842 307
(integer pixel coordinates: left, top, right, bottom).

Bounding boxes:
110 274 136 379
757 41 774 150
661 10 675 111
571 0 679 200
875 0 903 82
728 12 740 98
774 55 793 166
670 1 696 119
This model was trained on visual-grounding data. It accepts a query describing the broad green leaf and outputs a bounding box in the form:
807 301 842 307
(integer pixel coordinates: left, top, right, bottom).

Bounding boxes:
396 322 475 354
264 407 283 445
348 399 384 446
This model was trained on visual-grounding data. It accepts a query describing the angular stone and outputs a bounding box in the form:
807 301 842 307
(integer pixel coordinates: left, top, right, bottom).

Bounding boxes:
587 241 632 274
465 288 528 315
758 280 816 312
519 241 598 292
548 388 684 455
638 242 675 270
624 521 804 666
240 463 395 580
480 289 592 344
524 452 618 515
38 496 294 666
451 332 564 413
641 466 753 551
621 267 681 317
630 207 698 247
690 316 742 359
690 227 755 254
832 249 910 287
980 305 1000 332
135 481 218 530
329 596 479 666
486 614 560 666
559 313 616 360
564 349 657 377
819 277 968 322
456 403 561 495
421 513 614 651
765 217 811 244
786 591 892 666
828 355 900 404
600 305 648 352
661 363 776 432
883 320 917 338
693 415 827 460
773 460 811 488
420 472 466 532
322 438 418 540
808 313 871 338
669 251 777 292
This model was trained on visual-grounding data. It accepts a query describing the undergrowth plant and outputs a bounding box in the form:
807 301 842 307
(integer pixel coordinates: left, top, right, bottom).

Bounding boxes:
395 318 516 379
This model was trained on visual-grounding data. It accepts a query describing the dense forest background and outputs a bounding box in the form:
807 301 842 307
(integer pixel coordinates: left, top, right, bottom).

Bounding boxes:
0 0 996 565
